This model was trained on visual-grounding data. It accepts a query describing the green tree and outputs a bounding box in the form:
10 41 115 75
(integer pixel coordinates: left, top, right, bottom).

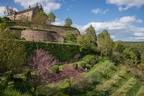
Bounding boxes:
32 12 48 29
111 41 125 64
0 27 26 86
0 17 6 26
98 29 114 57
47 12 56 24
0 17 4 23
77 25 98 55
85 25 97 46
64 17 72 27
113 41 125 53
123 47 141 66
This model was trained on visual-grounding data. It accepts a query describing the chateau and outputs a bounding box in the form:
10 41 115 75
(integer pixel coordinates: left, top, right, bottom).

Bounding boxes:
7 3 43 21
6 3 80 43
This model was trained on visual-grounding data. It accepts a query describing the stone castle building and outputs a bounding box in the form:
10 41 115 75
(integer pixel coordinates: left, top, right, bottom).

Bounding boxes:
7 3 80 43
7 3 43 21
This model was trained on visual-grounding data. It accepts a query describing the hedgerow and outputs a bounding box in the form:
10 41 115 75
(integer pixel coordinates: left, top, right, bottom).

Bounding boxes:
0 39 80 62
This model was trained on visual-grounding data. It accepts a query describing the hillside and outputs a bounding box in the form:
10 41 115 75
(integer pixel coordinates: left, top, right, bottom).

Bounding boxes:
42 59 144 96
86 60 143 96
0 17 144 96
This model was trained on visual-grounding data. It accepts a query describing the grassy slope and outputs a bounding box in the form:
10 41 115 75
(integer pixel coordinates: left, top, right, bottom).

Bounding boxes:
84 59 143 96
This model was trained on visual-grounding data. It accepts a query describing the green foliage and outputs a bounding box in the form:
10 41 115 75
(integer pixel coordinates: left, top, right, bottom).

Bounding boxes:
98 29 114 57
64 17 72 27
85 25 97 46
123 47 141 66
50 65 59 73
0 26 26 75
0 17 4 23
113 41 125 53
32 12 49 29
82 55 101 67
123 42 144 63
3 88 22 96
77 35 99 56
0 26 17 39
0 40 26 74
77 26 98 56
37 11 47 16
51 25 78 30
48 12 56 24
72 63 78 69
62 32 77 43
1 39 80 62
79 61 87 68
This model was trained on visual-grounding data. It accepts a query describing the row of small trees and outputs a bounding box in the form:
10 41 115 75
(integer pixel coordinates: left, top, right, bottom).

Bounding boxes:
77 25 141 67
16 11 73 28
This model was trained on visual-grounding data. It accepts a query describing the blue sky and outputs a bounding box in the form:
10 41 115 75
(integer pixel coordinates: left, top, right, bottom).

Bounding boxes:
0 0 144 41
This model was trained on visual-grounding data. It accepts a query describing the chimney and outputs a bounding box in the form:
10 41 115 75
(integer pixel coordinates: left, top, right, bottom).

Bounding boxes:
36 3 38 7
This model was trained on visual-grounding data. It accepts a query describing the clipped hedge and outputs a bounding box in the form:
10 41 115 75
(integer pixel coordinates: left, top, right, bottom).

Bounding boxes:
14 40 80 62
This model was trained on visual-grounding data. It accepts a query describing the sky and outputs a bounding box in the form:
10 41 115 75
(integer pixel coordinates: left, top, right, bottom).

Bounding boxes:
0 0 144 41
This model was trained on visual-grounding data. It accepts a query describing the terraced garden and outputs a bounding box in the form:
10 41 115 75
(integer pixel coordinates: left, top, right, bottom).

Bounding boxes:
84 60 144 96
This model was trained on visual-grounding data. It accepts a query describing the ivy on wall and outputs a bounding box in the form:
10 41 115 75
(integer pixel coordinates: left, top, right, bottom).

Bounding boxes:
15 40 80 62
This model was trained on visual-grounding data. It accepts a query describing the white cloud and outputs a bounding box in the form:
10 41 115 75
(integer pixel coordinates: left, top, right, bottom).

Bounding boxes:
50 16 144 41
106 0 144 11
117 16 143 23
0 6 6 17
52 18 65 26
0 6 18 17
77 16 144 41
14 0 62 13
91 8 109 14
134 33 144 37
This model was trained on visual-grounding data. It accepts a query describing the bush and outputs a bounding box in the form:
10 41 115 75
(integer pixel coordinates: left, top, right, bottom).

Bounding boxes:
3 88 22 96
72 63 78 69
50 65 59 73
82 55 101 66
80 61 87 68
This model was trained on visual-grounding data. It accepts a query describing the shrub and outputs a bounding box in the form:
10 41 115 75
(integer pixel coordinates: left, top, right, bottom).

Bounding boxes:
72 62 78 69
3 88 22 96
82 55 101 66
80 61 87 68
50 65 59 73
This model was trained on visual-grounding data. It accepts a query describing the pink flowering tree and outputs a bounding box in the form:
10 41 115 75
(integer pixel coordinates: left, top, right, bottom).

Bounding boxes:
60 65 84 90
27 49 59 93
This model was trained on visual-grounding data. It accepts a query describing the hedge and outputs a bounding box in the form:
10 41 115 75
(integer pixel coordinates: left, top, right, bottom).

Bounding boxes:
14 40 80 62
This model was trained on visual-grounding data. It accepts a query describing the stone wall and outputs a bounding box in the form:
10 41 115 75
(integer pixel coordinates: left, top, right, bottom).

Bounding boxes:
45 26 80 36
21 29 60 42
12 26 80 43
